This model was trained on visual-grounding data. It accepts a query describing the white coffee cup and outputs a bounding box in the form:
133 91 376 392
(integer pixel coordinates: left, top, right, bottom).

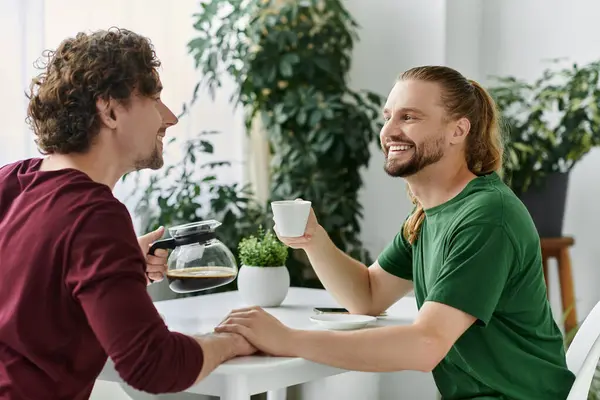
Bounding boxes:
271 200 312 237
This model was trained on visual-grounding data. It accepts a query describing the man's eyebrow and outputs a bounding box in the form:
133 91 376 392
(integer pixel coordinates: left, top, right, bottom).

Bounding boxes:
399 107 425 115
383 107 426 116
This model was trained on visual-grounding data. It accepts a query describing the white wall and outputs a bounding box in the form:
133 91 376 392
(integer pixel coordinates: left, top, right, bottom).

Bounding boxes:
0 0 44 165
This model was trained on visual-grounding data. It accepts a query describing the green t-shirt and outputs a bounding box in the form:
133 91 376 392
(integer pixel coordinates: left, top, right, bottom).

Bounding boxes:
378 172 575 400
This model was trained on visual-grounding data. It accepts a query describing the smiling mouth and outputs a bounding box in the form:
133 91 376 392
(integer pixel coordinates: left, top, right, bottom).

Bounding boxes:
389 144 413 151
387 143 414 156
157 127 167 142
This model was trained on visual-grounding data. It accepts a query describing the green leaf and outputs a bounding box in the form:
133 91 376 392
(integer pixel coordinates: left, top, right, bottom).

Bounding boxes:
283 53 301 65
313 57 331 73
296 110 307 125
208 52 218 70
279 59 293 78
509 148 519 166
512 142 534 153
199 140 214 154
308 110 322 126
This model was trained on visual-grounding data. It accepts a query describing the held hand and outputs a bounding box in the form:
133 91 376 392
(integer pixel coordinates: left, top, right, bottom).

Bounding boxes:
197 332 257 359
228 332 258 357
137 226 168 284
214 306 295 357
274 198 320 250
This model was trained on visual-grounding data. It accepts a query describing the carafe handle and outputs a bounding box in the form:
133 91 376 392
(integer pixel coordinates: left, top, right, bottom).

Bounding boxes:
146 238 177 284
149 238 177 255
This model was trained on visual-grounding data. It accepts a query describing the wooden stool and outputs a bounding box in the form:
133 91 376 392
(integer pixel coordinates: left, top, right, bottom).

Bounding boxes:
541 237 577 334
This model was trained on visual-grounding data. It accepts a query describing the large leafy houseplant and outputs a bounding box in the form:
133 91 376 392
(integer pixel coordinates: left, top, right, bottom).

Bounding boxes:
488 59 600 196
187 0 384 281
488 59 600 236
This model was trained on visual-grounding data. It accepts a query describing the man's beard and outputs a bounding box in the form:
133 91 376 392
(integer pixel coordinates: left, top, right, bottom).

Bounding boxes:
134 145 163 171
383 135 445 178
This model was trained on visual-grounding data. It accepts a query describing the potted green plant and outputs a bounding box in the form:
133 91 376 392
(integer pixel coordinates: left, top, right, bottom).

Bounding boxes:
237 227 290 307
187 0 383 283
488 59 600 237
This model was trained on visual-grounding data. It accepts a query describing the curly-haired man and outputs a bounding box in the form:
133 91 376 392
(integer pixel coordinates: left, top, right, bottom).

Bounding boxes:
0 28 255 399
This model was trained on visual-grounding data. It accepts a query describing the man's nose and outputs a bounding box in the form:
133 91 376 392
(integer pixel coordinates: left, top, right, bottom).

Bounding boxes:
380 121 392 141
162 103 178 127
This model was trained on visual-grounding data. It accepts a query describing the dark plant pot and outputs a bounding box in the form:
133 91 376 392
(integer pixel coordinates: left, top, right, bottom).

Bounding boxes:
518 172 570 238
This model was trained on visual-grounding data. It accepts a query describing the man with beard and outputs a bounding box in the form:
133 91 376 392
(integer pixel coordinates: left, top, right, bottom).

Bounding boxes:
0 28 255 399
215 66 576 399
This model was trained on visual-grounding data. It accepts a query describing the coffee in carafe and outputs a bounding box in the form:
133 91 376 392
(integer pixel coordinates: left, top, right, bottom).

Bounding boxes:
165 266 236 293
148 220 238 293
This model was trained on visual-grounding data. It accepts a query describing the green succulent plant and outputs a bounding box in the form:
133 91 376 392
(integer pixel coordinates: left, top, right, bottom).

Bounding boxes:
238 227 289 267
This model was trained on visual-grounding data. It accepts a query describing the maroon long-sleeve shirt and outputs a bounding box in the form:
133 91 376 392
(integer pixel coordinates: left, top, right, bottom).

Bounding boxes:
0 158 204 399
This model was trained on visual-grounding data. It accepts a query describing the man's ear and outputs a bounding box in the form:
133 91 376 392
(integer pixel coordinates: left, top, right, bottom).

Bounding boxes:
450 117 470 145
96 97 117 130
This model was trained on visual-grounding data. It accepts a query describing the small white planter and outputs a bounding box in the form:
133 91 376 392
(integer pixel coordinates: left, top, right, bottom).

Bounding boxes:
237 265 290 307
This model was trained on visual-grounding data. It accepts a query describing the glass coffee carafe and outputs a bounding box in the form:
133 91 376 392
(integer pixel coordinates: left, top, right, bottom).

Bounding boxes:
148 220 237 293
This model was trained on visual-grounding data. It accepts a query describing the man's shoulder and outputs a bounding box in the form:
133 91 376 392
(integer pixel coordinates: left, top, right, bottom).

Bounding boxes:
447 178 539 256
57 179 131 229
61 176 122 208
0 158 39 178
44 171 123 212
54 180 136 249
458 176 533 228
2 159 128 224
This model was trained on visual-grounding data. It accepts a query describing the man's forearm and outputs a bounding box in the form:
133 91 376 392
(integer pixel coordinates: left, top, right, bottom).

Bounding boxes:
288 325 443 373
305 226 372 313
193 334 239 383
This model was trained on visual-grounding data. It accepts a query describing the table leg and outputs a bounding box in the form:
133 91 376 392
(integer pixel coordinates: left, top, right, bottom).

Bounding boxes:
542 255 549 298
222 376 251 400
266 388 287 400
558 248 577 334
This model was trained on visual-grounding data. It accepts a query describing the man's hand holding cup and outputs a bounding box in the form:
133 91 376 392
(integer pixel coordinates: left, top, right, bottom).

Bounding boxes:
271 198 320 250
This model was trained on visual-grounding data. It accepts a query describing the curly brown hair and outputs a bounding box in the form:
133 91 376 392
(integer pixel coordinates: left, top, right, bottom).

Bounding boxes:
26 27 162 154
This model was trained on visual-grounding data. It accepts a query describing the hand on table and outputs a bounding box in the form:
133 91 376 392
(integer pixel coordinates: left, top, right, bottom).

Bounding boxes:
137 226 168 284
223 332 258 357
215 306 296 357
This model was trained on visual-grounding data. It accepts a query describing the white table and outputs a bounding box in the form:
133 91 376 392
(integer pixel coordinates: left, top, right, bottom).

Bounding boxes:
98 287 418 400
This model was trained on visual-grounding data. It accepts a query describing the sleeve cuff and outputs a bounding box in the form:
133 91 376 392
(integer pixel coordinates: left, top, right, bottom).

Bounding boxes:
425 290 491 327
378 254 413 281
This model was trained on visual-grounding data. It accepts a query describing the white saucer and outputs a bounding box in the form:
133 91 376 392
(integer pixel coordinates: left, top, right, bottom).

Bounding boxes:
309 314 376 330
